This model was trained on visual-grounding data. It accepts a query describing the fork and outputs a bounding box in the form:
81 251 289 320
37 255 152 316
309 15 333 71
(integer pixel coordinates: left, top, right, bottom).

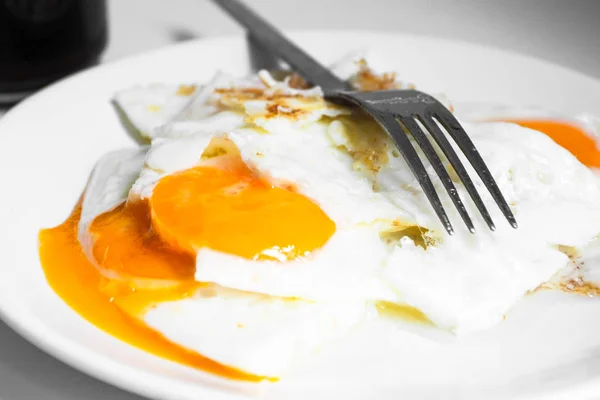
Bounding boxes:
211 0 518 235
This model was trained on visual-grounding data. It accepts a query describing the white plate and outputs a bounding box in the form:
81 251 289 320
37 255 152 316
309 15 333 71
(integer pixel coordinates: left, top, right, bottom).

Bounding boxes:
1 31 600 400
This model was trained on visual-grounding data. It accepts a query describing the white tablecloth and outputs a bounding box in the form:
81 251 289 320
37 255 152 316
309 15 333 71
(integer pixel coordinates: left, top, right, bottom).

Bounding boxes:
1 1 599 399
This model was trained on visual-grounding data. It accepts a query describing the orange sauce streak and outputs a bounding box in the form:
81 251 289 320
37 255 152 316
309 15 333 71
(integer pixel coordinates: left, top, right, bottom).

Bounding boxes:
505 119 600 168
38 202 267 382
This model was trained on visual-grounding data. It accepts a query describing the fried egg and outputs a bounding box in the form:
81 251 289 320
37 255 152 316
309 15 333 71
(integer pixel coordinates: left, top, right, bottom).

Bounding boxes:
86 123 405 300
76 146 366 377
114 66 600 334
111 68 417 301
127 131 402 301
41 54 600 382
330 117 600 332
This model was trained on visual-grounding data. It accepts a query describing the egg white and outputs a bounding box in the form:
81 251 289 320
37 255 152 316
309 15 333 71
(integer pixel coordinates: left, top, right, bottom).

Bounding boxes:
142 286 366 377
77 147 148 257
360 121 600 332
113 84 194 140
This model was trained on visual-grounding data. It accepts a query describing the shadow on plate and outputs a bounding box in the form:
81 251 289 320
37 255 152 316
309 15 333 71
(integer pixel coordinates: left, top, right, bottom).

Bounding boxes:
0 319 146 400
168 27 201 43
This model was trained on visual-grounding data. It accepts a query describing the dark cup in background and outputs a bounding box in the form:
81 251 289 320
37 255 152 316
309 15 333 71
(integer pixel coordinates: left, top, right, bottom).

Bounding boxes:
0 0 108 105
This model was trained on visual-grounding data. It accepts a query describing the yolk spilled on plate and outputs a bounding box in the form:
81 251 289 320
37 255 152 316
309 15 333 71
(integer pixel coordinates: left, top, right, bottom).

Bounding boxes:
38 161 335 381
506 119 600 168
39 203 264 381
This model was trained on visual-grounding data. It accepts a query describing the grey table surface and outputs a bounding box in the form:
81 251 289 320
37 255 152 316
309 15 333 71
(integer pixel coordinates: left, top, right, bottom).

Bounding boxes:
1 1 599 399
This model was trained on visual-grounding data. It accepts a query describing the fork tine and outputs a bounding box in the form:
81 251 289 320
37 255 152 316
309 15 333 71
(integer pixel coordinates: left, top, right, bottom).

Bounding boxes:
433 108 518 229
398 115 475 233
416 114 496 231
373 113 454 235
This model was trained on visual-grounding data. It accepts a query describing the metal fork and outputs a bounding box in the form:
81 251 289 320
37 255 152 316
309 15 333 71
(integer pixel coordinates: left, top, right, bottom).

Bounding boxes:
211 0 518 235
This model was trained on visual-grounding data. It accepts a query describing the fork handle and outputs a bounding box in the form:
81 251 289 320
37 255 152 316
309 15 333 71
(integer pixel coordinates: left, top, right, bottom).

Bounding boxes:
211 0 351 92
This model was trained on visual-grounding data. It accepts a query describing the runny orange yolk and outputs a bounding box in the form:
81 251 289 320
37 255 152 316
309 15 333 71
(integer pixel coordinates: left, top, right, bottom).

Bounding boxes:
39 160 335 380
505 119 600 168
39 204 263 381
150 165 335 261
90 201 196 280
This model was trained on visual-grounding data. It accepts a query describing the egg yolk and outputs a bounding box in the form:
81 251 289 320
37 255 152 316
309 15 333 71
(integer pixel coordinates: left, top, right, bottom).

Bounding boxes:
39 157 335 381
506 119 600 168
149 165 336 261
